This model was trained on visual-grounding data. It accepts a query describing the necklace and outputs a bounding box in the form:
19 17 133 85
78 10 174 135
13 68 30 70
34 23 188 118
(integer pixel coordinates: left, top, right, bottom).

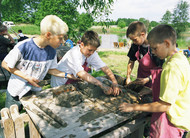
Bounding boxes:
166 50 178 64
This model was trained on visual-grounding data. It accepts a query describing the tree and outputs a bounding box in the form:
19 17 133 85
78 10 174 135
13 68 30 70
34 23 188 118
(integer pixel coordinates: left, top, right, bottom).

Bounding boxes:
117 20 126 28
161 10 172 24
172 0 189 37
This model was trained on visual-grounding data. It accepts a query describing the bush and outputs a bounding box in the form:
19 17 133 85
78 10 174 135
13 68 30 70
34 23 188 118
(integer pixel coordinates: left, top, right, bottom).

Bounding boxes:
117 20 126 28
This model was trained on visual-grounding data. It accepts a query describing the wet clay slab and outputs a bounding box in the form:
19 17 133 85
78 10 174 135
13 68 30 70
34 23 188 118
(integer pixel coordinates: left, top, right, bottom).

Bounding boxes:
21 76 152 138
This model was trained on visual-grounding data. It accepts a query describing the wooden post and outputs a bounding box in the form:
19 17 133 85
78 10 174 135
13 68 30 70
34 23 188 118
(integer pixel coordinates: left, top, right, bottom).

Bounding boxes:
1 108 15 138
1 105 41 138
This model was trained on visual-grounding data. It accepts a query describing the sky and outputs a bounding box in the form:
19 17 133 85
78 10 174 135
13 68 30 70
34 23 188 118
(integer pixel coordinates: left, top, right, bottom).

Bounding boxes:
108 0 190 22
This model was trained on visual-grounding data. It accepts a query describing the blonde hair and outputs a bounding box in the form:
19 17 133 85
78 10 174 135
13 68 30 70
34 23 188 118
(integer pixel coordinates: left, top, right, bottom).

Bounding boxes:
40 15 68 35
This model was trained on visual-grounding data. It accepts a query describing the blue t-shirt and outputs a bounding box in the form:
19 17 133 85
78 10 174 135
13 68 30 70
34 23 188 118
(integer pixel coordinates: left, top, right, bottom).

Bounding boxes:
4 38 58 98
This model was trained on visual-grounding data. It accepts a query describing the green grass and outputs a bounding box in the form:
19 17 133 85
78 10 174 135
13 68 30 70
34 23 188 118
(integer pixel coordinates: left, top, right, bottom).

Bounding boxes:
10 24 40 35
0 92 6 110
177 38 190 49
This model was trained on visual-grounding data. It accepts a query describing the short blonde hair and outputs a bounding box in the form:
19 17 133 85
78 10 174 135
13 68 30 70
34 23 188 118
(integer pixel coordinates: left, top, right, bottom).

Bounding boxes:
40 15 68 35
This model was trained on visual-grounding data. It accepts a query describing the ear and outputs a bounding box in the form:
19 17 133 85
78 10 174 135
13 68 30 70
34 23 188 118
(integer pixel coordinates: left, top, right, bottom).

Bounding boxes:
164 39 171 48
80 42 85 48
141 32 145 36
45 32 52 39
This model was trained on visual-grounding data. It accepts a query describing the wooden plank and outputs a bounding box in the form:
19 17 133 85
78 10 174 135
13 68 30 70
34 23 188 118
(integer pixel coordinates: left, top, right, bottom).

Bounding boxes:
10 105 25 138
1 108 15 138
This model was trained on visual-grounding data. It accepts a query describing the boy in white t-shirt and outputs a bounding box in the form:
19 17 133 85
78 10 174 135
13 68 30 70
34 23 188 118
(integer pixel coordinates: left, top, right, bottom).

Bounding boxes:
1 15 77 109
51 30 121 96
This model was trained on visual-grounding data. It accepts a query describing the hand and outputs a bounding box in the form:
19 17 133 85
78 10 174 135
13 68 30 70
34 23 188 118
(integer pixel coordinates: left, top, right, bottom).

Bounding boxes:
112 84 122 96
26 77 40 87
69 74 80 80
119 102 135 112
132 77 149 85
101 84 113 95
125 77 131 85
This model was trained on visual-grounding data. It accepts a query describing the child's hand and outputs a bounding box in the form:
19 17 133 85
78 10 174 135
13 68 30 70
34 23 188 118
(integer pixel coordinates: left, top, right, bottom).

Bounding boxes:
68 74 80 80
119 102 135 112
133 77 149 85
112 84 122 96
101 84 113 95
27 77 40 87
125 77 131 85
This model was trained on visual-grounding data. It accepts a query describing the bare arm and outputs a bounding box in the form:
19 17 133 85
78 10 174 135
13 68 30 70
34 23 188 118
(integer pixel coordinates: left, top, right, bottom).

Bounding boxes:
48 69 78 80
77 70 113 95
125 60 135 85
119 100 171 113
1 60 40 87
101 66 121 96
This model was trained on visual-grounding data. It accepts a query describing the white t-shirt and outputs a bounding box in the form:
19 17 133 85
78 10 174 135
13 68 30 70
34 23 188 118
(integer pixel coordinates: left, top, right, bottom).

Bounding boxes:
4 38 58 98
51 45 106 87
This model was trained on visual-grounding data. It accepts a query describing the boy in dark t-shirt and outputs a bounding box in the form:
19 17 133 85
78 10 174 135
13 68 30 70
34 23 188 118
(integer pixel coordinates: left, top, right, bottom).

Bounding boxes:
125 21 164 87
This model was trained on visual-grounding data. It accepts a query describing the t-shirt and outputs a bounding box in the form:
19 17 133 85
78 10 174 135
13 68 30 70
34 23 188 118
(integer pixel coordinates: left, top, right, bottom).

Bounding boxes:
0 35 13 54
127 43 164 67
160 52 190 131
4 38 58 98
51 45 106 87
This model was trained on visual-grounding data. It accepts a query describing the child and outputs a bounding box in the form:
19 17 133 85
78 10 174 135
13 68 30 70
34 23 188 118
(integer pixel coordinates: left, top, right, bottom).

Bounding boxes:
1 15 77 109
119 24 190 137
0 24 15 61
51 30 121 96
183 46 190 58
17 29 28 42
125 21 164 88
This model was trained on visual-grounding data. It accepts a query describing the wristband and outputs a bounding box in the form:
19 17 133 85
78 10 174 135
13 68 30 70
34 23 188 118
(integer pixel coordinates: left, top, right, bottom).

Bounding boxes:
65 73 68 78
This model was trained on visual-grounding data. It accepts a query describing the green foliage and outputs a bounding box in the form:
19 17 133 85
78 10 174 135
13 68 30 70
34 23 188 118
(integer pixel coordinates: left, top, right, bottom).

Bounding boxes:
0 92 6 110
161 10 172 24
172 0 189 37
117 20 126 28
177 38 190 49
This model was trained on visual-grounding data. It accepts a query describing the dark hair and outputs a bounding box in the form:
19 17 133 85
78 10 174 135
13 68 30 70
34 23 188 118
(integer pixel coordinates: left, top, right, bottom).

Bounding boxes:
18 29 22 33
0 25 7 32
147 24 176 45
81 30 100 48
126 21 147 37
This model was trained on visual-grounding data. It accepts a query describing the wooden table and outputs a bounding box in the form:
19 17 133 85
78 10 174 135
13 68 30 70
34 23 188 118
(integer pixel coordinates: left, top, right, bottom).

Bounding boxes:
20 80 152 138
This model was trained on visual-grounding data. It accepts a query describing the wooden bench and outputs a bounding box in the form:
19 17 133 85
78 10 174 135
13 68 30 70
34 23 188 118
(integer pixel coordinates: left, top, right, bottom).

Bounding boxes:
0 104 41 138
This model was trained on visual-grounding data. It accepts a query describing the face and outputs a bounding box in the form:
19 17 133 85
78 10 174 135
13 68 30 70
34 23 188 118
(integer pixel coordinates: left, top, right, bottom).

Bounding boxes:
80 43 97 57
129 32 146 45
48 34 65 49
150 42 168 59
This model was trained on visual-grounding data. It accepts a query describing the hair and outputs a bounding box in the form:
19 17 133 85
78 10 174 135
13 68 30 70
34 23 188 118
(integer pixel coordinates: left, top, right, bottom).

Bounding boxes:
147 24 177 45
81 30 100 48
188 46 190 50
18 29 22 33
64 35 68 41
40 15 68 35
0 25 7 33
126 21 147 37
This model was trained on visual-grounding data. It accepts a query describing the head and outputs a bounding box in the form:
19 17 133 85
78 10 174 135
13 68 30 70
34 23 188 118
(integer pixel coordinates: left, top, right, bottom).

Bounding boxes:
0 25 8 35
188 46 190 50
147 24 177 59
80 30 100 57
126 21 147 45
40 15 69 48
18 29 22 33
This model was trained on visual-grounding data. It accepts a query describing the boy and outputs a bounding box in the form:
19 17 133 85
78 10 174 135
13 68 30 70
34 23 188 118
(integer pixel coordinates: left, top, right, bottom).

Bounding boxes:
1 15 77 109
17 29 28 42
0 24 15 61
119 25 190 137
51 30 121 96
125 21 164 87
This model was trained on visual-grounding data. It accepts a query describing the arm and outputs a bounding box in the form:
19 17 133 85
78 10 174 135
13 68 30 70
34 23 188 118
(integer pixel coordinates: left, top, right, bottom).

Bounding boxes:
125 60 135 85
101 66 122 96
77 70 113 95
1 60 40 87
119 100 171 113
48 69 78 80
